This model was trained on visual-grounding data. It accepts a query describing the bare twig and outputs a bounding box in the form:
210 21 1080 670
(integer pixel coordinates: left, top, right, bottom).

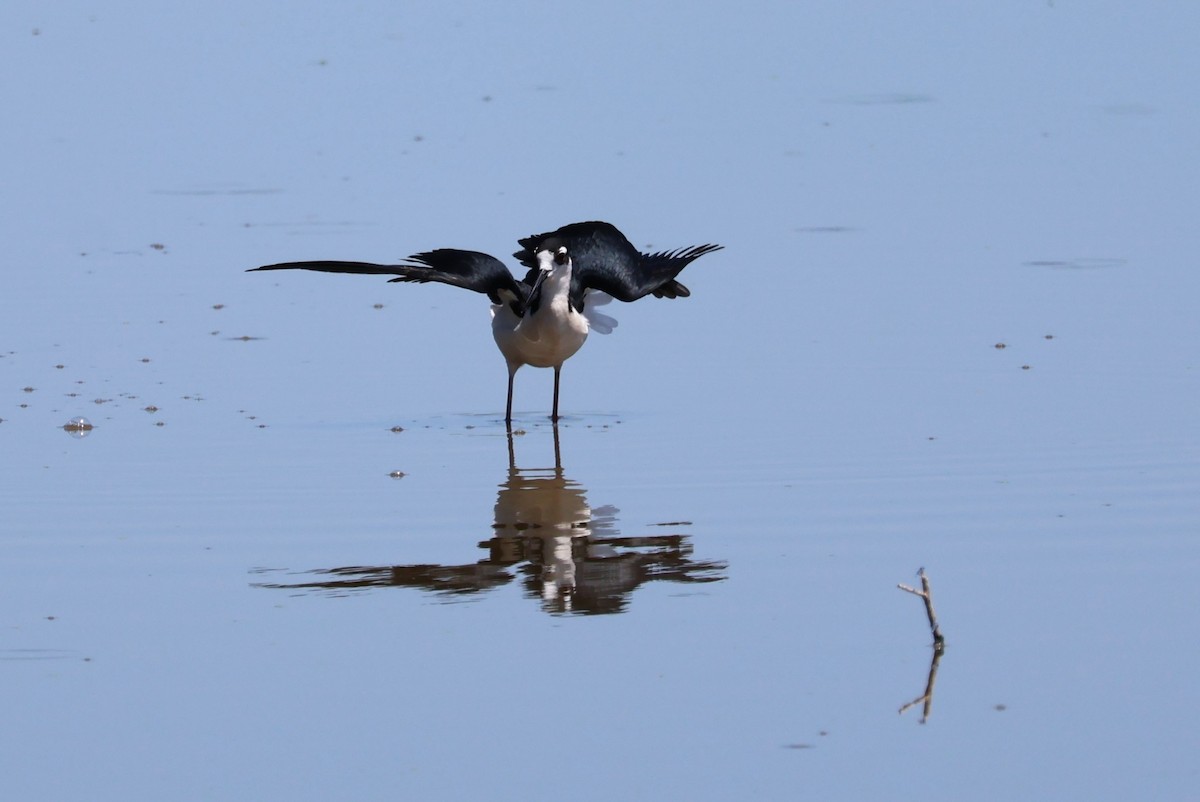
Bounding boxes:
897 567 945 647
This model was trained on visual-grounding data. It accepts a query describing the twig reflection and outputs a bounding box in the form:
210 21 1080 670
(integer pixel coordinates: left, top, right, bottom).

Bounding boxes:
897 644 944 724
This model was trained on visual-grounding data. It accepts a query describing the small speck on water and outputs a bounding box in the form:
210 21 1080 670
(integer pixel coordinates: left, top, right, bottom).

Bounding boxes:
389 470 406 479
63 416 93 434
390 426 404 433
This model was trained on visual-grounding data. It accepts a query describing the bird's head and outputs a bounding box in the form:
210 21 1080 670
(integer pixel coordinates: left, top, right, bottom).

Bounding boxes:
525 239 570 312
534 239 570 274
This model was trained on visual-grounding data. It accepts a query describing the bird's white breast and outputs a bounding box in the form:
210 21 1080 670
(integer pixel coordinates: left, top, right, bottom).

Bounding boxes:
491 269 589 369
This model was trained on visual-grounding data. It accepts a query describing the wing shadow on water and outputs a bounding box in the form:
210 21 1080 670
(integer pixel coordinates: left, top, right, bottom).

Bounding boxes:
254 426 727 615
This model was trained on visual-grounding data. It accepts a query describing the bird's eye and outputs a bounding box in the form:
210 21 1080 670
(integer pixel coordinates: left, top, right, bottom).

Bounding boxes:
554 247 568 266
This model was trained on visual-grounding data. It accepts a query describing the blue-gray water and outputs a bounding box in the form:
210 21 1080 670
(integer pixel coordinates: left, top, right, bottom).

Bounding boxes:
3 2 1199 799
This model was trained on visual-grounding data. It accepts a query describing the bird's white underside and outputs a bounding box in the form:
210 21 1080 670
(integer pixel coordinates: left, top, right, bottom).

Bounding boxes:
490 258 616 371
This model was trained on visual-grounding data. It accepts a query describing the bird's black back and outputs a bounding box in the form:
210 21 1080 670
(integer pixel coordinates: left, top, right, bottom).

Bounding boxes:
514 221 722 307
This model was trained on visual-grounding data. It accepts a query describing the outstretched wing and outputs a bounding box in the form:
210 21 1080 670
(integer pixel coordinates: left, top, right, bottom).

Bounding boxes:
396 250 528 307
250 260 411 276
250 250 527 308
514 221 722 304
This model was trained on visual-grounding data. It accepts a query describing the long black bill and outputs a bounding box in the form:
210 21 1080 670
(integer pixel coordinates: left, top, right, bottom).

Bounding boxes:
522 267 551 316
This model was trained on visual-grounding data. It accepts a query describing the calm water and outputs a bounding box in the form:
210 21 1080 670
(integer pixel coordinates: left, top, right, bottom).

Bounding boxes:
4 2 1199 799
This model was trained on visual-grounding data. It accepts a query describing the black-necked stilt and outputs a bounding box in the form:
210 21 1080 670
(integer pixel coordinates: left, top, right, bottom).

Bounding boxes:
248 221 722 423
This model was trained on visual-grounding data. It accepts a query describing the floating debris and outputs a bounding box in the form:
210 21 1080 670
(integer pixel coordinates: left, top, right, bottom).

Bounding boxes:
63 417 94 437
388 470 406 479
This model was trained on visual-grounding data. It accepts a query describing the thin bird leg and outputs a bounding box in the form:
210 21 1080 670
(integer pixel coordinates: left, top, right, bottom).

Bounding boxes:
551 366 561 422
505 363 517 426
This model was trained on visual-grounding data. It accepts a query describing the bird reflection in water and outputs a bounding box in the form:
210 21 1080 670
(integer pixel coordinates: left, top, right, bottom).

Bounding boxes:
255 426 726 614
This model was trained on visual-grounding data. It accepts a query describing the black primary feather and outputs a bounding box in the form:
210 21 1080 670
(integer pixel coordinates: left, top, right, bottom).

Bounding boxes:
249 250 529 311
250 260 411 276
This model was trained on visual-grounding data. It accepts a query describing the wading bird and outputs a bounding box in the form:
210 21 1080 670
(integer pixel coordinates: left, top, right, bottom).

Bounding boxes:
249 221 722 424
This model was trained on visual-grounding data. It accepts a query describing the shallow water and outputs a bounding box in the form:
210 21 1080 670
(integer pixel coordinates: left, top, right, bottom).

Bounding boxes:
4 2 1200 800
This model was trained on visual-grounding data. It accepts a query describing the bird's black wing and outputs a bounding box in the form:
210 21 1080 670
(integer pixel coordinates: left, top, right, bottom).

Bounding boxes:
630 243 724 300
514 221 639 274
514 221 722 304
396 250 528 307
250 261 411 276
250 250 527 308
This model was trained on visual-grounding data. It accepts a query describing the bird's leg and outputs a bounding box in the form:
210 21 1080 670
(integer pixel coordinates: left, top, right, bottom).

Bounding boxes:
505 363 517 426
551 418 562 470
551 365 561 422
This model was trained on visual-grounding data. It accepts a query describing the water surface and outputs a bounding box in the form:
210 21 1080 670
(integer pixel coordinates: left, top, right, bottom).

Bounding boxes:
3 2 1199 799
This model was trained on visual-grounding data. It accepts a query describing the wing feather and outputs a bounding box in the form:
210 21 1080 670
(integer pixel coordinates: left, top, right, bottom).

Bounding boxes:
249 250 527 307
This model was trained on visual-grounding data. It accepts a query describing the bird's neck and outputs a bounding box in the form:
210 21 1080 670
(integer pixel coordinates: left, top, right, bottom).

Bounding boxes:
534 267 574 315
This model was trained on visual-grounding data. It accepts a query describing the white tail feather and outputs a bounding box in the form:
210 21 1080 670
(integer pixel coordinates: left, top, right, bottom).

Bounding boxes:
584 292 618 335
